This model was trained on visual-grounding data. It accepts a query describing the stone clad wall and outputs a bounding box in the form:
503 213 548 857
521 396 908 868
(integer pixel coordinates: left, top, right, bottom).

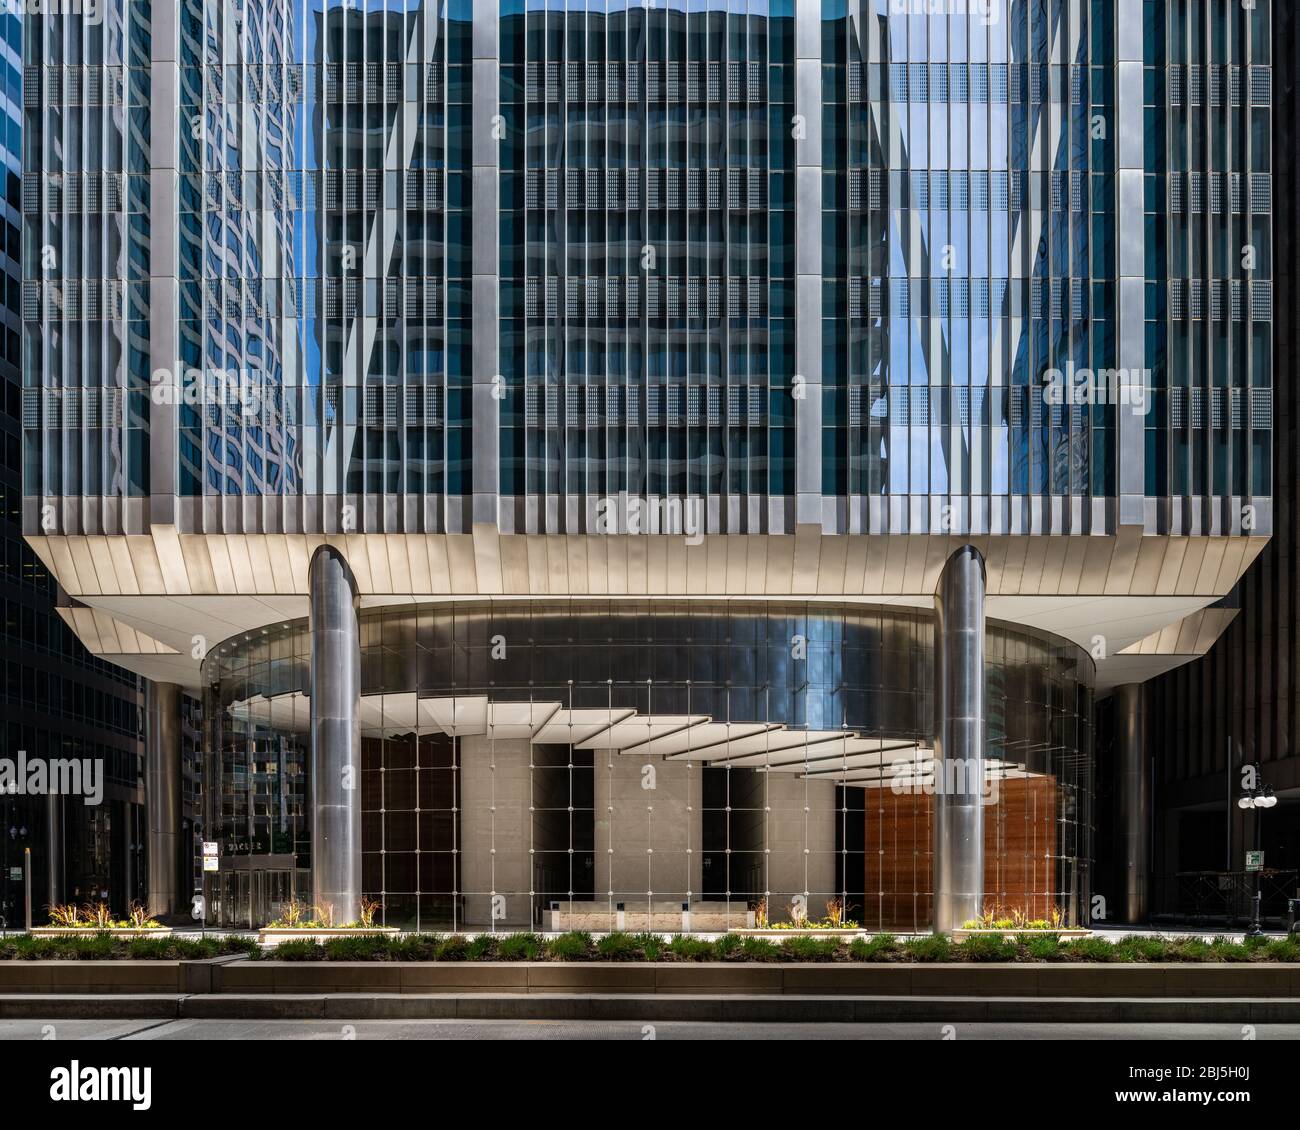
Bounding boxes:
459 737 531 928
593 752 703 908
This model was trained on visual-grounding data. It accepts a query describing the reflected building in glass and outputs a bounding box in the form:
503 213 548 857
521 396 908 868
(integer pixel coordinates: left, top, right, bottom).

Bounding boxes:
22 1 1272 930
0 5 154 927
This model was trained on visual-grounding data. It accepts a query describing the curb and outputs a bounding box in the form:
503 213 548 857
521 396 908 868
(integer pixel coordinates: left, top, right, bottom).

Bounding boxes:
3 993 1299 1023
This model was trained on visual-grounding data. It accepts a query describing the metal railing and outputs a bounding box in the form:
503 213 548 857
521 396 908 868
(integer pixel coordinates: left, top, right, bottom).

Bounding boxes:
1154 870 1299 927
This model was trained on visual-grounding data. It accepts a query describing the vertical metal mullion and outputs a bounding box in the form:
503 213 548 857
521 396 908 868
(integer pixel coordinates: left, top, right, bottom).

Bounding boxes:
743 12 752 511
685 10 693 502
722 12 733 505
1174 7 1188 510
524 12 533 504
607 12 617 506
557 8 566 513
437 4 447 509
1198 6 1211 512
641 6 650 500
53 49 66 503
545 9 554 511
392 6 406 505
79 58 91 504
1242 1 1256 516
852 18 863 505
580 16 591 503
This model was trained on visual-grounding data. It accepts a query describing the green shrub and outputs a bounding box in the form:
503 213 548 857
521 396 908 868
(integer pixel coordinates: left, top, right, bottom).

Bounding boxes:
1111 935 1168 963
465 934 498 961
547 931 594 961
323 934 394 961
387 934 439 961
903 935 951 963
738 935 781 962
1164 938 1215 963
632 932 663 961
958 934 1019 962
434 934 470 961
594 932 641 960
1062 936 1116 963
497 933 545 961
268 939 325 961
122 936 170 962
667 935 716 961
849 933 899 962
126 937 198 961
32 934 118 961
1206 937 1252 963
7 936 59 960
713 933 743 959
780 935 842 962
1263 937 1300 962
1018 933 1062 961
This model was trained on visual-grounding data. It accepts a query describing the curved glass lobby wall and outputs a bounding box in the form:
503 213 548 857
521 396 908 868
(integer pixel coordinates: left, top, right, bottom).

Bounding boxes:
201 601 1094 931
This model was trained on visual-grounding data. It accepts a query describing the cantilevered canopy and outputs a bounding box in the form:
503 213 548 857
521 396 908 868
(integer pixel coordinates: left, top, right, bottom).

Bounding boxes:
226 691 1022 787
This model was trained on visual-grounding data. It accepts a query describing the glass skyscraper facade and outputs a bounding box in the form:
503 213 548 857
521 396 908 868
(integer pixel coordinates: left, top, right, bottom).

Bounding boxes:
1120 0 1294 930
0 6 147 926
22 0 1273 535
20 1 1273 931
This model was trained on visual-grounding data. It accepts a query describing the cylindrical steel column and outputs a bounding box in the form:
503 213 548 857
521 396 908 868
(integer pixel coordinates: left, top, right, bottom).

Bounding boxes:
933 545 986 934
1114 683 1149 924
145 681 183 917
309 545 362 925
46 790 62 909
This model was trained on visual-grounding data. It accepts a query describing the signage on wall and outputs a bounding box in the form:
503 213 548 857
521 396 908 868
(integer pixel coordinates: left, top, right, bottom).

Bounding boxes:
1245 850 1265 872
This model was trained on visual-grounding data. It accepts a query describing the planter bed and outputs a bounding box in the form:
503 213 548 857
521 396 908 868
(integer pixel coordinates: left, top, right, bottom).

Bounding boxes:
951 928 1090 942
258 926 402 945
237 930 1300 970
727 928 866 938
5 931 1300 968
0 935 257 965
29 927 174 940
209 959 1300 998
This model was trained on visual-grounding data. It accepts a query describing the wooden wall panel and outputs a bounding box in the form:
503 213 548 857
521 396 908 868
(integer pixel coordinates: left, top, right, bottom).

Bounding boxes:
862 776 1057 930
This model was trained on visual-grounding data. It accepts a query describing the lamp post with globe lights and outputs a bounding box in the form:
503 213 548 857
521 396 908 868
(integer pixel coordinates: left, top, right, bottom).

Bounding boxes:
1238 781 1277 937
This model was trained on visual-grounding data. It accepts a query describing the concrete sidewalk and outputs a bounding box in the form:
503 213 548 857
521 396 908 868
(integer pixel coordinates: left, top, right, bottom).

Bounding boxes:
4 1018 1299 1041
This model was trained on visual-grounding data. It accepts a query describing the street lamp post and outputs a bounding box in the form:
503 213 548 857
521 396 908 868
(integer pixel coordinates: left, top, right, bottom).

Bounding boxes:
1237 781 1277 937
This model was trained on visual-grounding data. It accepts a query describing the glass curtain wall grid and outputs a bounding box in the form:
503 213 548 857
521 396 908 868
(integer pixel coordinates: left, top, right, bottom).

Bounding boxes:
22 2 152 509
19 0 1273 541
22 0 473 535
1132 0 1294 915
2 6 148 921
823 0 1115 504
496 1 795 523
1154 0 1273 506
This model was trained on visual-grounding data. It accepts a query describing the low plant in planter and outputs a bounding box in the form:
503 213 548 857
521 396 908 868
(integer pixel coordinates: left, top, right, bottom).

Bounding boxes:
257 897 401 942
730 896 864 935
955 906 1088 940
31 901 170 938
763 918 864 931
